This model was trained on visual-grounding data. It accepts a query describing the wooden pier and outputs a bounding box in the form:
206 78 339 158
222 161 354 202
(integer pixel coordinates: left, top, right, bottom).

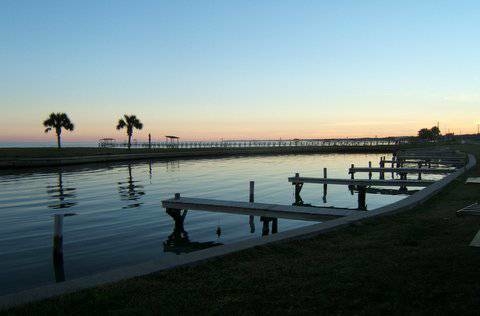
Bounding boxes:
162 194 361 221
349 167 454 174
288 173 435 210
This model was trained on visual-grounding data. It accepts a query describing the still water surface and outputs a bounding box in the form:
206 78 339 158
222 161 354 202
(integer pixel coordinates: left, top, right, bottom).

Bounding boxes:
1 153 436 295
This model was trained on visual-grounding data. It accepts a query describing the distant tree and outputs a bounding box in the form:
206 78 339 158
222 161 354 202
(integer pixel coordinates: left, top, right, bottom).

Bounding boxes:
430 126 441 139
116 115 143 149
418 126 441 140
43 113 74 149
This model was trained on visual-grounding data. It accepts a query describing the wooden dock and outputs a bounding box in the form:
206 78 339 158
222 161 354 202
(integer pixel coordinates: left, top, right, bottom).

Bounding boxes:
288 176 435 187
349 167 454 174
162 195 361 221
288 173 435 210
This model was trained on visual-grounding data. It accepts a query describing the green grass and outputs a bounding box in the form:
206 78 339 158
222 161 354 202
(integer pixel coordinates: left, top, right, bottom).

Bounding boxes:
4 144 480 315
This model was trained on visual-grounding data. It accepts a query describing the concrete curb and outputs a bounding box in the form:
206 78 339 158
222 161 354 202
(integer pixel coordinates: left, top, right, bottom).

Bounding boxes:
0 153 475 310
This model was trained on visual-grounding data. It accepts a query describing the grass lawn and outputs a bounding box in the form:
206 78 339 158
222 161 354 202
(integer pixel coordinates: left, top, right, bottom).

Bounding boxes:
3 144 480 315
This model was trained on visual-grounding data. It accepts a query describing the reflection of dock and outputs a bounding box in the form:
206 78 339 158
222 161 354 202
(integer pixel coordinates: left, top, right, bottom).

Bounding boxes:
162 194 361 221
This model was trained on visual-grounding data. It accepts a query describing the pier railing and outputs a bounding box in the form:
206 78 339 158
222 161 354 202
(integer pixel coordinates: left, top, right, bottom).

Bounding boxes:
99 138 408 149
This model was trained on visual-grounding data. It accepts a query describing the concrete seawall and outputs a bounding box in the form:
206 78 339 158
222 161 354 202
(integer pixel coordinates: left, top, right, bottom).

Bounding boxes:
1 145 397 169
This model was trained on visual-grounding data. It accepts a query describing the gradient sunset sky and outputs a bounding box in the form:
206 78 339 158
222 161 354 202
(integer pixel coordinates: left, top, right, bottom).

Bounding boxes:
1 1 479 142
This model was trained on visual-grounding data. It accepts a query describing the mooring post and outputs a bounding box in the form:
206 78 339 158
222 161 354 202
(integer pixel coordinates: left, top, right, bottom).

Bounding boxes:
249 181 254 203
358 185 367 210
294 173 303 205
350 164 355 179
417 164 422 180
379 160 385 180
272 218 278 234
249 181 255 233
323 168 327 203
175 193 181 199
368 161 372 179
148 133 152 149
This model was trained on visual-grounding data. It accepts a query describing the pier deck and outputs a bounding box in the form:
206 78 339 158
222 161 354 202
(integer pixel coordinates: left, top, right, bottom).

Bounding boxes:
349 167 454 174
162 196 361 221
288 177 435 187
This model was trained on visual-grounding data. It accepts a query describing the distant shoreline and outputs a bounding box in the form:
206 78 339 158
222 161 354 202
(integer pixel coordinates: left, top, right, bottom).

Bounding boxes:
0 146 398 169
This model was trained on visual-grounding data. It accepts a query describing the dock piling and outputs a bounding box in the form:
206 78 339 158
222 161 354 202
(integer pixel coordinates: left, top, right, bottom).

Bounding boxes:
323 168 327 203
350 164 355 179
249 181 255 233
357 186 367 210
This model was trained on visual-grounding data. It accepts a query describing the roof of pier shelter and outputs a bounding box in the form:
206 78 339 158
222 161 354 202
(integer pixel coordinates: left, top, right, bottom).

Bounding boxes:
165 135 179 139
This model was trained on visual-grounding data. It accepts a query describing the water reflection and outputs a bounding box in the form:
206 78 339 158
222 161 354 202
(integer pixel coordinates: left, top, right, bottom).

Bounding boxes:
46 171 77 209
163 209 223 254
118 164 145 209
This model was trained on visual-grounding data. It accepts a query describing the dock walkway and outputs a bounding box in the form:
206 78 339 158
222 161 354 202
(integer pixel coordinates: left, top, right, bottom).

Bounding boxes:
162 195 361 221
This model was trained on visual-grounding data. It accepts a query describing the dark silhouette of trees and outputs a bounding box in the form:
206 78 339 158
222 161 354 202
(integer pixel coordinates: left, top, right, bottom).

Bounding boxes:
43 113 74 148
116 115 143 149
418 126 441 140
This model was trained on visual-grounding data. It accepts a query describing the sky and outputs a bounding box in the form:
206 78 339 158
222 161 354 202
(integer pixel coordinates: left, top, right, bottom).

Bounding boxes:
1 0 480 142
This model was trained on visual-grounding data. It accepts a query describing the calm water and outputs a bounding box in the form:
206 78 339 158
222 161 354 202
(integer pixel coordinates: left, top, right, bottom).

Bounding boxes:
0 153 440 295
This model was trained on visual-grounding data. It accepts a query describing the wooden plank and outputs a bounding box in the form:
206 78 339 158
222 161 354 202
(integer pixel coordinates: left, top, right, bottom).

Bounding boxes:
349 167 454 174
162 197 361 221
288 177 435 187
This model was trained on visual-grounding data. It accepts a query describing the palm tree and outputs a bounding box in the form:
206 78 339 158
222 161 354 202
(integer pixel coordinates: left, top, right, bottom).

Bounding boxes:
116 114 143 149
43 113 74 149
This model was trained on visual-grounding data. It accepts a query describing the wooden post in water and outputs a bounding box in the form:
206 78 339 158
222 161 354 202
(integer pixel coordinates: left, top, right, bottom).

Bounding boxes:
249 181 255 233
294 173 303 205
358 185 367 210
323 168 327 203
148 133 151 149
379 160 385 180
368 161 372 179
249 181 255 203
272 218 278 234
350 164 355 179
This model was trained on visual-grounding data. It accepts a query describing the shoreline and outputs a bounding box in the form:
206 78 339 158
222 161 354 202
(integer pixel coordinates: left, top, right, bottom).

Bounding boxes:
0 145 398 169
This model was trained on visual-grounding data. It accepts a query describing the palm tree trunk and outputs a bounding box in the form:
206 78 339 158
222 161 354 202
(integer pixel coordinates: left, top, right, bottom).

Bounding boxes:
128 135 131 150
57 133 61 149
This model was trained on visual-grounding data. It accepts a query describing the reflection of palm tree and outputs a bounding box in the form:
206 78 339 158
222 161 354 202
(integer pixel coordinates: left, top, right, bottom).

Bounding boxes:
47 170 77 209
163 209 222 254
118 164 145 208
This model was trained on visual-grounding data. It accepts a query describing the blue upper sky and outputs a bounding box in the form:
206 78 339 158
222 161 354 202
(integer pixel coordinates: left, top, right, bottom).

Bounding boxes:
1 1 479 141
